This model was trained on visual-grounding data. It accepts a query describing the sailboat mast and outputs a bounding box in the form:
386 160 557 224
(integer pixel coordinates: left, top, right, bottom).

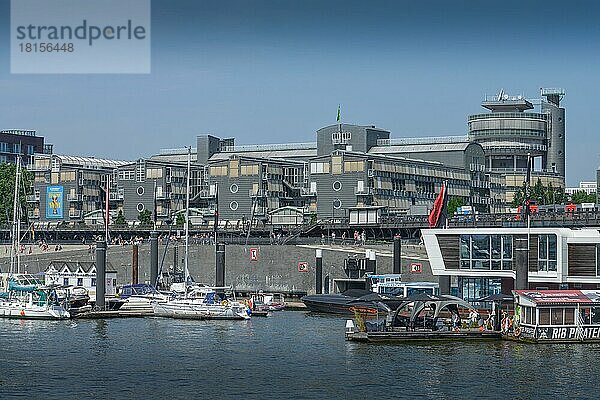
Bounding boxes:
184 146 191 286
10 157 21 274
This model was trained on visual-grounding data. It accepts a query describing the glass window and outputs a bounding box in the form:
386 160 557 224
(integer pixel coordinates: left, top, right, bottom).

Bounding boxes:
13 143 21 154
539 309 550 325
551 308 563 325
77 278 83 286
502 235 512 259
565 308 575 325
63 278 69 286
538 234 557 272
459 234 513 271
472 235 490 260
0 142 7 152
460 235 470 260
91 278 97 287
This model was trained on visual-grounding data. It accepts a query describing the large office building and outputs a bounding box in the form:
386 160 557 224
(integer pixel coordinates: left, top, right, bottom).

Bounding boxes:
467 88 566 203
27 87 567 226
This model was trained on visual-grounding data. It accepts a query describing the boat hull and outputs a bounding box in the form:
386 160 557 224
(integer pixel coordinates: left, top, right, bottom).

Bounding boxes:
152 300 250 320
301 295 386 316
0 301 70 320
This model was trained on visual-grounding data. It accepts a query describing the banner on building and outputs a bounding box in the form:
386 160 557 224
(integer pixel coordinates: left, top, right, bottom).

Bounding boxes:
46 186 64 219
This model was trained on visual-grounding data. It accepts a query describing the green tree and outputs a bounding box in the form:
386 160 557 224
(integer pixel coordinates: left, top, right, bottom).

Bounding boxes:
176 212 185 226
114 210 126 226
0 164 33 224
571 190 597 204
138 209 152 225
447 197 465 216
531 178 545 205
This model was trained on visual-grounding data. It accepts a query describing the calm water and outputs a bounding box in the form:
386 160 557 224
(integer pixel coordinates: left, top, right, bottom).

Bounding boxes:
0 312 597 399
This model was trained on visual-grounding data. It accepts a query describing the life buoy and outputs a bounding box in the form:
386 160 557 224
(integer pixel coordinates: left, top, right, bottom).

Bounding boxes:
20 309 25 317
221 300 229 306
514 327 522 337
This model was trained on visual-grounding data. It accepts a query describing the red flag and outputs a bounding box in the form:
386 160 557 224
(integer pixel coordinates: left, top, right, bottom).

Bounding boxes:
428 183 446 228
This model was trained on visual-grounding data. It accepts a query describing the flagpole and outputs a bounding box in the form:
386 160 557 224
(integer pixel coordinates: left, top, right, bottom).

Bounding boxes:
526 153 531 275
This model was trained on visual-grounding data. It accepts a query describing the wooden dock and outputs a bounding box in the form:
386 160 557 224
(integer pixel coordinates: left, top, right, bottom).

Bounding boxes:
73 310 154 319
346 330 502 343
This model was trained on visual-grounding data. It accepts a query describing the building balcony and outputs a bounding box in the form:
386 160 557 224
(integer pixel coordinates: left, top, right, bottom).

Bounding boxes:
69 210 82 218
67 194 83 202
354 187 373 195
26 194 40 202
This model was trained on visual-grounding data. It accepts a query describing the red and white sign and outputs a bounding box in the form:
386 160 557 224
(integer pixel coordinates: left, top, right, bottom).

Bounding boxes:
298 262 309 272
410 263 422 273
250 248 258 261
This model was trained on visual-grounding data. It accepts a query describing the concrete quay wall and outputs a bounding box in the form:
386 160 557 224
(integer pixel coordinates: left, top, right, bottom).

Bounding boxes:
8 243 434 295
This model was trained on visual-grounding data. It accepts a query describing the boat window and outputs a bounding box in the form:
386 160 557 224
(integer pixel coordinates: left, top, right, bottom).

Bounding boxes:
564 308 575 325
580 308 591 324
539 308 550 325
526 306 533 324
551 308 563 325
592 308 600 324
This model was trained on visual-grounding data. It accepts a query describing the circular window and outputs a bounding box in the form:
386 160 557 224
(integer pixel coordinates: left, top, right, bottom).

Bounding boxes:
332 181 342 191
558 150 563 155
137 186 144 196
558 117 562 122
333 199 342 209
230 201 239 211
136 203 145 212
230 184 239 193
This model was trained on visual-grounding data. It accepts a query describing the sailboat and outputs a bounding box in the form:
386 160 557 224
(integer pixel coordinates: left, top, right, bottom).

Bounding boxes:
151 148 250 320
0 157 69 319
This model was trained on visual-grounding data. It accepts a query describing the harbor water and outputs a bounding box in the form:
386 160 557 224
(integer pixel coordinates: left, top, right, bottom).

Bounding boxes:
0 311 597 399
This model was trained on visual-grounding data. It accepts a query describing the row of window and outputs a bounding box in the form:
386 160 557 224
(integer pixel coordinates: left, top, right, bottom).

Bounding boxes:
0 143 35 154
521 306 600 326
460 234 513 270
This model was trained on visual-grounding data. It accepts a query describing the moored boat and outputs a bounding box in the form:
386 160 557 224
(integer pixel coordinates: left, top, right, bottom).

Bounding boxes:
510 290 600 343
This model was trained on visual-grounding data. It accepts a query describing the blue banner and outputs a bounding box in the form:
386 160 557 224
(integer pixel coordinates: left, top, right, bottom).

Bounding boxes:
46 186 64 219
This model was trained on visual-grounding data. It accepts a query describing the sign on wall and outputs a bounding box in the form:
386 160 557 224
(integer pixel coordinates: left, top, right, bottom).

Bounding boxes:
46 186 64 219
298 262 309 272
250 248 258 261
410 263 422 273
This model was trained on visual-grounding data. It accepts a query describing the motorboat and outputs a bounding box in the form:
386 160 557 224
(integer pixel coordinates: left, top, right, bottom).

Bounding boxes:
0 275 70 319
250 291 286 312
119 283 170 313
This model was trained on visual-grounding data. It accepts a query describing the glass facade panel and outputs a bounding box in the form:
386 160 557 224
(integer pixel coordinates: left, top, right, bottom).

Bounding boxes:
472 235 489 260
538 234 557 272
491 235 501 259
455 277 501 304
502 235 512 259
460 235 470 259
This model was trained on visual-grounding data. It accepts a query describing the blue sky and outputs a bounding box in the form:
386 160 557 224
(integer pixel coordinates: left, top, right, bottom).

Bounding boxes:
1 0 599 185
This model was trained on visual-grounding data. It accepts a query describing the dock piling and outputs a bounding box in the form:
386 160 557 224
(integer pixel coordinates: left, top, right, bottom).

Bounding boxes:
216 243 225 287
315 249 323 294
95 241 106 310
132 243 139 285
393 236 401 274
150 231 158 287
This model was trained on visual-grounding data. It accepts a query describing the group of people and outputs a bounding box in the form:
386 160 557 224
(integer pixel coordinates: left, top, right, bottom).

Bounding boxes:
321 230 367 246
